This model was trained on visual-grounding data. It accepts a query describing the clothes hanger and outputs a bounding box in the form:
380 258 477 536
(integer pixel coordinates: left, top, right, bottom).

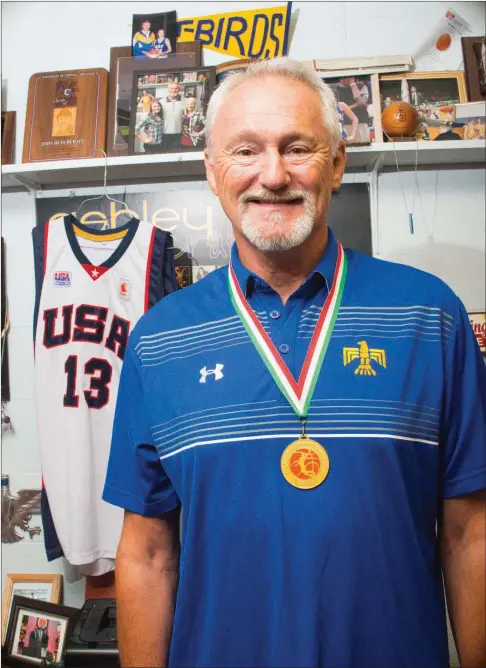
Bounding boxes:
75 149 138 224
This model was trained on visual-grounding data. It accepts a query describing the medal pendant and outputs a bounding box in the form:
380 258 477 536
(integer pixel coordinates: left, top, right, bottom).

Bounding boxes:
281 434 330 490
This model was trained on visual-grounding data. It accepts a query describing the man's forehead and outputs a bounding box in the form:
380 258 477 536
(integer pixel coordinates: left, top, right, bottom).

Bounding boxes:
213 77 325 140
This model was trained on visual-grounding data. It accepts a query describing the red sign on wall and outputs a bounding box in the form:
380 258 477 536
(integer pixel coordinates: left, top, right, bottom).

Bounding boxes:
469 312 486 353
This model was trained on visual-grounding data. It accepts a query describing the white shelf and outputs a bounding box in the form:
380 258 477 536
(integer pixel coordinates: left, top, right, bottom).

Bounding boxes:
2 140 485 193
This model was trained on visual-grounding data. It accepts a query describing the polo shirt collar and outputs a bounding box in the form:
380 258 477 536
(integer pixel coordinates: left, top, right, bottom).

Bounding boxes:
230 227 339 298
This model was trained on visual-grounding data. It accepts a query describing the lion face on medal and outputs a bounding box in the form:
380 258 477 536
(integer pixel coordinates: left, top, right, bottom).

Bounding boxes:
281 433 330 490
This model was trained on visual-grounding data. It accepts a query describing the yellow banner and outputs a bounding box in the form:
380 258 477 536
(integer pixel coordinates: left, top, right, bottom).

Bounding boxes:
177 3 292 60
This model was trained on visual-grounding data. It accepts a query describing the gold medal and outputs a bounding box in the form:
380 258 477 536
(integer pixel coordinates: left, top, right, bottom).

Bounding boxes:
281 432 330 490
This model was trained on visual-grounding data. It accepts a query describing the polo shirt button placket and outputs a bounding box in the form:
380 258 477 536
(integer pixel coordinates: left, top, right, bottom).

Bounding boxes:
279 343 290 355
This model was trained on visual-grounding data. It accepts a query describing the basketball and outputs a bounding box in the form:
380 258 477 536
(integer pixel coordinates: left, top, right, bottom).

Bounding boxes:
382 101 418 137
436 33 452 51
290 448 321 480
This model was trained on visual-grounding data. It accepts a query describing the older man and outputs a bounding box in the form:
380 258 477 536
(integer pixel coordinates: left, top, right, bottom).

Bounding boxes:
103 58 486 668
160 82 184 152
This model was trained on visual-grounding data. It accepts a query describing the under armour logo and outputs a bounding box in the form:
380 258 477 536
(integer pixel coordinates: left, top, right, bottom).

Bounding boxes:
200 364 224 383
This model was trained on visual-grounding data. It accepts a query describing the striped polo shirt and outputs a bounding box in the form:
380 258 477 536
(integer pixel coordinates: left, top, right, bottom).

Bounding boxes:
103 228 486 668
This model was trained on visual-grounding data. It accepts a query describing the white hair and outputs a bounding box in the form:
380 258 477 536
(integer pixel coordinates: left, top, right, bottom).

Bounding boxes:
205 57 342 157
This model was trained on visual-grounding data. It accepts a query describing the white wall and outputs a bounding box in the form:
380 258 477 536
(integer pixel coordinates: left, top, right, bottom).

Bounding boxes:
2 2 485 663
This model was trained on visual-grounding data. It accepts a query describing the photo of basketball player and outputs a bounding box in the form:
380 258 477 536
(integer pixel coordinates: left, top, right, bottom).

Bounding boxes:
131 11 178 59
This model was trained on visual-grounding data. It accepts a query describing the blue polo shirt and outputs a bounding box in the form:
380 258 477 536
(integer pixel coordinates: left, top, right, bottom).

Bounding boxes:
103 229 486 668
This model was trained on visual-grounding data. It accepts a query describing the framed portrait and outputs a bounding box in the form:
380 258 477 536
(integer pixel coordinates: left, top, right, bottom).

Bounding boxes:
320 74 383 145
131 11 178 59
3 595 77 667
107 46 202 157
461 36 486 102
128 66 215 156
2 111 16 165
2 575 62 646
379 71 467 141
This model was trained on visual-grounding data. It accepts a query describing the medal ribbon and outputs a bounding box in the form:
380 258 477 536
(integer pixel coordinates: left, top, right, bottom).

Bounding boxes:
228 242 347 418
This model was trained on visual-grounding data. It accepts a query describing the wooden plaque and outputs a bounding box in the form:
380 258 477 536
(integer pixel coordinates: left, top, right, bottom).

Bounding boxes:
1 112 16 165
23 68 108 163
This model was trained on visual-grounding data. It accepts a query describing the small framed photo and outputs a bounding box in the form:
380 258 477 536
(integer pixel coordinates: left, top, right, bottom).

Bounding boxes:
131 11 177 59
454 102 485 140
320 75 382 145
2 111 16 165
3 595 78 666
461 36 486 102
2 575 62 646
128 66 215 155
379 71 467 141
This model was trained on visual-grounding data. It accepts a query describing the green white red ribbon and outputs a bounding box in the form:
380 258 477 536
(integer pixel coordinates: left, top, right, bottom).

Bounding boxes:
228 242 347 418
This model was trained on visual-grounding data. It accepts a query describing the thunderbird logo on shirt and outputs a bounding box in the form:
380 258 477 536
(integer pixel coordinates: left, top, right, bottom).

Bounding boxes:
343 341 386 376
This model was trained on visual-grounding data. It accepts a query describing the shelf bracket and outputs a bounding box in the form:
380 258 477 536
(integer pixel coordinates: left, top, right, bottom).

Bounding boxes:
368 152 385 258
7 173 42 197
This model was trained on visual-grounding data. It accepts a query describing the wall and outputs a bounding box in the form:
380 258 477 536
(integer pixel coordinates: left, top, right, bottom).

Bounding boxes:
2 2 485 663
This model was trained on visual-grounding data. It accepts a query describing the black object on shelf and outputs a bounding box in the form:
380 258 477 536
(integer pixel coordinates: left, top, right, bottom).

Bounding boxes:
64 599 119 667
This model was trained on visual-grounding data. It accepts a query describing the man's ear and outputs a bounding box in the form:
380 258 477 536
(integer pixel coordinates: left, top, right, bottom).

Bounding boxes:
331 142 347 191
204 148 218 196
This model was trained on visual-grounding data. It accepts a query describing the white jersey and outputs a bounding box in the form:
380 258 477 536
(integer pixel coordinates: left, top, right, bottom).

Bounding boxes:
33 214 175 575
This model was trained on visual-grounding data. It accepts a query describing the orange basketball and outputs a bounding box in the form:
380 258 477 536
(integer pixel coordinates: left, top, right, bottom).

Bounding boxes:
381 101 418 137
436 33 452 51
290 448 321 480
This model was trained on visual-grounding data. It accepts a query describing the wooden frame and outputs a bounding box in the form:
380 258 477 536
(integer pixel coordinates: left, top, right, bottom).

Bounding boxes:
107 43 202 157
3 595 77 667
1 111 16 165
461 36 486 102
2 575 62 645
379 71 467 141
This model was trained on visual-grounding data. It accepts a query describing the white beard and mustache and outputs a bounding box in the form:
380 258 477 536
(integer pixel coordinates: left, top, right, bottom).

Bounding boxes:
238 188 316 252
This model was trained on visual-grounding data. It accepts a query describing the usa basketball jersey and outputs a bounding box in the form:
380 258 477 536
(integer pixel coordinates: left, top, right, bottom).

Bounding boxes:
33 214 176 575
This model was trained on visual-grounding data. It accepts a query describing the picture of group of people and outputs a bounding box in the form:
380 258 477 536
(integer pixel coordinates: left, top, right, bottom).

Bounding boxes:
131 13 177 59
380 76 466 140
14 613 62 663
130 69 213 154
324 76 376 145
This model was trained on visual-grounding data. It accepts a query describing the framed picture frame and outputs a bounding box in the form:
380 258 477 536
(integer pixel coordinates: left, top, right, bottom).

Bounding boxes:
128 66 215 156
2 111 16 165
2 575 62 646
3 595 77 667
320 74 383 145
107 45 202 157
379 71 467 141
461 36 486 102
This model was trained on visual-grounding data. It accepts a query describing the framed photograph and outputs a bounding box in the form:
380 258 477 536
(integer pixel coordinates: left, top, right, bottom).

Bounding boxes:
3 595 77 667
132 11 178 59
128 66 215 155
454 102 485 139
2 575 62 646
320 74 382 145
461 36 486 102
107 47 201 157
379 71 467 141
2 111 16 165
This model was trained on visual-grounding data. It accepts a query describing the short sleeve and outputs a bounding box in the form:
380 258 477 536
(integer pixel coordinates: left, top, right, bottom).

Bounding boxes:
103 340 180 516
440 297 486 498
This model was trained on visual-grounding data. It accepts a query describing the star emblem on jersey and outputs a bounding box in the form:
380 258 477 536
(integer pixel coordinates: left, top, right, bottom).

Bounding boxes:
200 364 224 383
81 264 110 281
343 341 386 376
